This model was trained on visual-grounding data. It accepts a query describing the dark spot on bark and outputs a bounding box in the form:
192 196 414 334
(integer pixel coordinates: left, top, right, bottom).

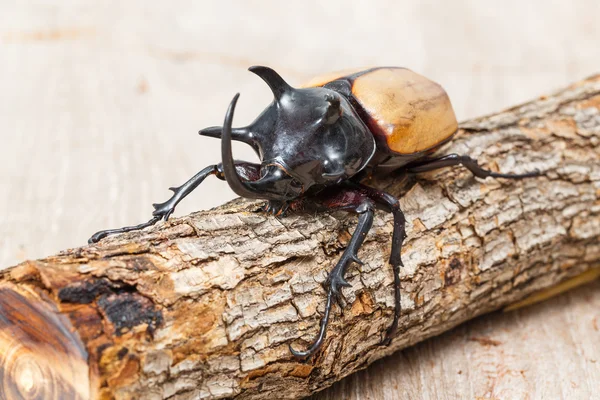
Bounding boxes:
125 256 156 272
117 347 129 360
97 292 163 336
97 342 111 357
449 258 461 269
58 279 114 304
444 258 463 286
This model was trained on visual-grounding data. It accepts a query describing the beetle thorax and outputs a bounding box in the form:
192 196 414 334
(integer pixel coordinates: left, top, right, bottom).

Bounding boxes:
201 66 376 201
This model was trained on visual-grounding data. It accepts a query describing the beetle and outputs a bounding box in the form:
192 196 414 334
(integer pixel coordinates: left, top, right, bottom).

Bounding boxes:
89 66 538 359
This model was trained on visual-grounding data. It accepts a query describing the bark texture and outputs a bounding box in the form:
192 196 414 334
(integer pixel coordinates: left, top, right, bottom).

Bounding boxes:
1 75 600 400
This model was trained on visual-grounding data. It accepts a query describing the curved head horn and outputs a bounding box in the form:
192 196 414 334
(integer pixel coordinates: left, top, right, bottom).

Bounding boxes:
221 94 261 199
249 66 293 99
221 94 280 200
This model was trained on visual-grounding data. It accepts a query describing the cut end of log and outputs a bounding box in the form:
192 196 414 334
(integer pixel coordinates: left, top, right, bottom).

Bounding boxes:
0 284 92 400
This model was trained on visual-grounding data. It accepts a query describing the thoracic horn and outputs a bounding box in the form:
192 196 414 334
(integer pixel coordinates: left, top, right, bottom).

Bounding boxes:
248 66 293 100
200 125 251 143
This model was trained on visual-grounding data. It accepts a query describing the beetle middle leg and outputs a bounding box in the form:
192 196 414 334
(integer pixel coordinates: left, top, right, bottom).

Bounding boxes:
405 153 539 179
289 188 374 359
88 162 260 244
289 185 406 358
349 183 406 346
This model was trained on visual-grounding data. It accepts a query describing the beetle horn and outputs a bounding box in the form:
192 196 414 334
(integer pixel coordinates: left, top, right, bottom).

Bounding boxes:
249 66 293 99
200 126 251 142
221 94 270 199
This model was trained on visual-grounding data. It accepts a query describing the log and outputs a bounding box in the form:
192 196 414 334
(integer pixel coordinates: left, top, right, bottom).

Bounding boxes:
1 75 599 400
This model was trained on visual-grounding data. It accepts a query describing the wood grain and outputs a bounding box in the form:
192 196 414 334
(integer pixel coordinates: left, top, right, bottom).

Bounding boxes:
0 284 92 399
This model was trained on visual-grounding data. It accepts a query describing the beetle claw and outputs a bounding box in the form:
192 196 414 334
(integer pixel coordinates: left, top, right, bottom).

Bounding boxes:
152 198 177 221
325 266 353 309
275 203 289 217
350 254 364 265
262 200 290 217
330 287 348 309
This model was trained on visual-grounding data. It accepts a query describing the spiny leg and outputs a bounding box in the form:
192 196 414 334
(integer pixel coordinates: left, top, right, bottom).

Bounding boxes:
152 161 260 220
351 183 406 345
406 153 539 179
88 216 162 245
88 162 260 244
88 165 218 244
289 290 335 359
290 189 375 359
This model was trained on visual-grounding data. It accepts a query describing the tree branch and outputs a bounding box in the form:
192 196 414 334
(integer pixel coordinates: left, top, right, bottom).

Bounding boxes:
1 75 599 400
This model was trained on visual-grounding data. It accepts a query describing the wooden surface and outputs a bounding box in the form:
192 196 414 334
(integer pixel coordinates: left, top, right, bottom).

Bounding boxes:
1 1 599 399
1 73 598 398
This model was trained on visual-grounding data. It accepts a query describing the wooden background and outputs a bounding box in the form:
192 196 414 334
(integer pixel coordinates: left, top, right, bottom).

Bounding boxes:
1 1 599 398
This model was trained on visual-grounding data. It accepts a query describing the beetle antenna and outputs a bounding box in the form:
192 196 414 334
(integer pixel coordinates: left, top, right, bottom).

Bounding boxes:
248 66 293 99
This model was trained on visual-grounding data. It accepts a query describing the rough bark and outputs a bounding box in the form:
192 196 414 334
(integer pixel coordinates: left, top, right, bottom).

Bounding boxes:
1 75 599 400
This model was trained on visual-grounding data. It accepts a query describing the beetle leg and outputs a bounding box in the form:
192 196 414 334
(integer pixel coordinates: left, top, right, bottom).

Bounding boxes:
347 183 406 346
151 165 221 221
289 189 374 359
88 216 163 245
88 162 261 244
151 161 259 219
261 200 290 216
405 153 540 179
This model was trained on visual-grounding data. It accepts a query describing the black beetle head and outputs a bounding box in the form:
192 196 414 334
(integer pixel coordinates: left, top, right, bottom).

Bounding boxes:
200 66 376 201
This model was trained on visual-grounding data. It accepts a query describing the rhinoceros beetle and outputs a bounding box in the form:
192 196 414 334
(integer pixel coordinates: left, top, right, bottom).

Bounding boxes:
89 66 538 359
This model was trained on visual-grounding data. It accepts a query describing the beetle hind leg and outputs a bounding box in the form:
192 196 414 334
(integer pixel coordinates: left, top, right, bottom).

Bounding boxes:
406 153 540 179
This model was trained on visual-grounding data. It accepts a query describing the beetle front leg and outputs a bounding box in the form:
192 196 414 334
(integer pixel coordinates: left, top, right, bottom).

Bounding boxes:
151 161 261 220
150 165 221 222
88 165 219 244
289 190 375 359
88 162 260 244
